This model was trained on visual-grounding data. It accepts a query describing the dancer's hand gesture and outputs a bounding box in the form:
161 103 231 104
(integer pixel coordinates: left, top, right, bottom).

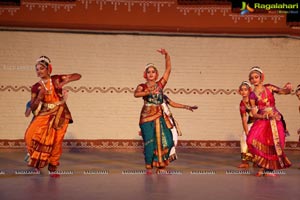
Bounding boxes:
283 82 292 90
157 48 168 56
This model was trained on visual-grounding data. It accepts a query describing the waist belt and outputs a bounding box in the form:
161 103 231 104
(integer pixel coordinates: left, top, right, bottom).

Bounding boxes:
43 101 65 110
144 103 160 107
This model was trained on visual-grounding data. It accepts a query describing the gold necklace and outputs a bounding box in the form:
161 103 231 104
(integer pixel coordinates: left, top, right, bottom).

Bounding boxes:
147 83 156 92
41 78 52 94
243 100 250 109
255 87 268 104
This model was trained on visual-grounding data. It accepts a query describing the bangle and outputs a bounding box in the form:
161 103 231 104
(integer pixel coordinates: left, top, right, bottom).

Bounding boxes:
264 114 268 120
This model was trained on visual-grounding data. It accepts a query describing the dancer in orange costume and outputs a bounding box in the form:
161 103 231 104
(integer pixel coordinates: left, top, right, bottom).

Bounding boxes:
24 56 81 177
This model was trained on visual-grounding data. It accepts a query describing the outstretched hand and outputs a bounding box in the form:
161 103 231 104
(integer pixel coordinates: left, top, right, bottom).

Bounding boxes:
157 48 168 56
186 105 198 112
283 82 292 90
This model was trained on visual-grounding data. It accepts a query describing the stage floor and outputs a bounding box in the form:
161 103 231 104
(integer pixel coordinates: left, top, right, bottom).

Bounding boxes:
1 150 300 200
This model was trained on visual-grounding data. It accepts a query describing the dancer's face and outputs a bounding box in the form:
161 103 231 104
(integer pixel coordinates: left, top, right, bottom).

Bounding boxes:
145 67 158 81
239 85 250 97
249 72 262 86
36 64 49 79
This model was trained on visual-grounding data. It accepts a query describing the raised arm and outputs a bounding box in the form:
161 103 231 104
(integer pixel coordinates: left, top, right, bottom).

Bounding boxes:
57 73 82 88
268 83 292 95
157 48 171 86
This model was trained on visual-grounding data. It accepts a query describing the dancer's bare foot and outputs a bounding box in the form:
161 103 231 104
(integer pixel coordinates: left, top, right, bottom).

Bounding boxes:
146 169 152 175
48 164 59 178
50 173 60 178
255 168 264 177
238 163 249 168
33 168 40 174
264 172 278 177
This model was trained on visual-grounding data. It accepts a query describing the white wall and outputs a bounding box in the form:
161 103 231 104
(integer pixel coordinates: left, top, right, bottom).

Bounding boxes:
0 31 299 141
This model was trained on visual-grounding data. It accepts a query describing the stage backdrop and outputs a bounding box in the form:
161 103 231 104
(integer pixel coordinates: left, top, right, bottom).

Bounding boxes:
0 30 299 147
